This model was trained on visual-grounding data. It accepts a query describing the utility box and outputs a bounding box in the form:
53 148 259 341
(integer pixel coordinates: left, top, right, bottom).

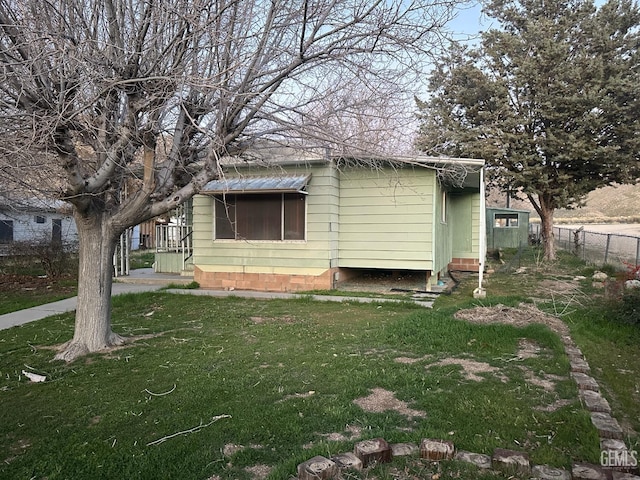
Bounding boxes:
486 208 530 249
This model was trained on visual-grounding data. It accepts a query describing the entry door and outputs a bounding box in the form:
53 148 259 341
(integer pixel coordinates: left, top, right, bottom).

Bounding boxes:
52 219 62 244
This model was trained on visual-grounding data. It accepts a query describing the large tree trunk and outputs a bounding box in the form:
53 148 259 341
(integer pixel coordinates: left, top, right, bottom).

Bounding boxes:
527 194 556 261
54 213 125 362
539 207 556 261
529 194 556 261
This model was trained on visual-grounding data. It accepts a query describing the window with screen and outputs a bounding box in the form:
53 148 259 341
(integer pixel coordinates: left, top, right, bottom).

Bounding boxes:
214 193 305 241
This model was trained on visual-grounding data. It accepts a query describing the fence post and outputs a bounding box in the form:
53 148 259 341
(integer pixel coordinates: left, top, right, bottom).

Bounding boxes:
636 238 640 266
604 234 611 265
582 229 586 261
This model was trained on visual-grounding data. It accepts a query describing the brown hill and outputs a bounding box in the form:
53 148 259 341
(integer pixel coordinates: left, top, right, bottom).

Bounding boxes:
486 184 640 223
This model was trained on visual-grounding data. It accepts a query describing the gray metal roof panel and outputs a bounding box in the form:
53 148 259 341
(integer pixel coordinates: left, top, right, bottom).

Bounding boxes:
203 174 311 194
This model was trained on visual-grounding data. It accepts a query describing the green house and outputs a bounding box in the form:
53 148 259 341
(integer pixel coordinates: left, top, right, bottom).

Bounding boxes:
486 207 530 249
158 154 486 292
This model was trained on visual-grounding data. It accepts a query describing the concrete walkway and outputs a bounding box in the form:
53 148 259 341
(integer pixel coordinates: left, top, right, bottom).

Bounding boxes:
0 283 164 331
0 269 434 331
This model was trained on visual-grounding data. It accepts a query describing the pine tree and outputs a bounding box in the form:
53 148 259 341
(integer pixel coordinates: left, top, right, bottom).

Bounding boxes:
416 0 640 260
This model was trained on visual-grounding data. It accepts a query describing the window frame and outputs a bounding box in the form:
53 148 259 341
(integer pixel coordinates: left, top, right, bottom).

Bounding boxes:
213 192 307 242
494 213 519 228
440 190 447 224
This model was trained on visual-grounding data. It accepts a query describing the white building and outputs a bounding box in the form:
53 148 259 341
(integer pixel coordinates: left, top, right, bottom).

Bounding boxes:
0 198 78 253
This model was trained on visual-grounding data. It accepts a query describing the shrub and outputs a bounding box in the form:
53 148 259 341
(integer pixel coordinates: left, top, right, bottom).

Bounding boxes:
4 238 78 278
609 262 640 325
619 288 640 325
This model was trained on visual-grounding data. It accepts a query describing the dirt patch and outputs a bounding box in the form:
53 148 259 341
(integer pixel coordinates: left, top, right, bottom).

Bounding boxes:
245 464 271 480
394 354 432 364
338 270 428 294
280 390 316 402
353 387 426 419
454 303 570 336
319 424 362 442
0 273 76 295
250 316 296 324
517 339 542 360
518 365 567 393
537 278 582 295
223 443 245 456
534 398 574 412
427 358 508 383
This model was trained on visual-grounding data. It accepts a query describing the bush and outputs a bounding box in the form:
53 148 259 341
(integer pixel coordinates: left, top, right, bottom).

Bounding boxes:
3 238 78 278
606 262 640 325
619 288 640 325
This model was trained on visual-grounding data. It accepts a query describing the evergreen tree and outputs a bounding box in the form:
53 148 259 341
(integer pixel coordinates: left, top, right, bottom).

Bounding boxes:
416 0 640 260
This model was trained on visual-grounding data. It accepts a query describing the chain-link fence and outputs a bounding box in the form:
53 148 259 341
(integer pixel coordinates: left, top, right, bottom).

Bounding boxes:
529 224 640 268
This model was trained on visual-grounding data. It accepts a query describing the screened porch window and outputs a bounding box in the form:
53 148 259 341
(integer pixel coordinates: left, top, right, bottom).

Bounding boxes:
214 193 305 241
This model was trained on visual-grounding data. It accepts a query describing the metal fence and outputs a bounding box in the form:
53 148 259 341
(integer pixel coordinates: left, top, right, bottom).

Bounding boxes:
529 224 640 268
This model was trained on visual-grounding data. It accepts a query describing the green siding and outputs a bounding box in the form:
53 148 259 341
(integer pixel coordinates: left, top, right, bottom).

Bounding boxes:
192 161 481 278
338 168 435 270
486 208 530 249
432 186 451 275
451 192 481 258
154 252 185 273
193 164 338 271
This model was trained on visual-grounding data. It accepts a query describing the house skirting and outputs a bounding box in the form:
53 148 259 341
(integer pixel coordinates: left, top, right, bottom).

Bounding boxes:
448 257 480 272
194 266 336 292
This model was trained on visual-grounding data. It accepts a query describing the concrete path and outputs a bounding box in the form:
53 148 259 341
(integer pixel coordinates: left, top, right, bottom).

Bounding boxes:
0 283 163 331
0 269 434 331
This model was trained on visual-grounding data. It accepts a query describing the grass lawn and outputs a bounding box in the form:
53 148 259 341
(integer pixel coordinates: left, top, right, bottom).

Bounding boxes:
0 247 638 479
0 251 156 315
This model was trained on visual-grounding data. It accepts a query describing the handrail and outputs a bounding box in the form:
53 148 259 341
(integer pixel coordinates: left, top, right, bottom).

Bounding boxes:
156 224 194 271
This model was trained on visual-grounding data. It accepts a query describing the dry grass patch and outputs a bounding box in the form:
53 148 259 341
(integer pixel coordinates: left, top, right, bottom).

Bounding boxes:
517 338 542 360
427 357 508 383
394 354 432 364
353 387 427 419
454 303 570 336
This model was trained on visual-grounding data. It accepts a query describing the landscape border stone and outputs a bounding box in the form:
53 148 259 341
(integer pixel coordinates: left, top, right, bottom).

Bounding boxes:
294 325 639 479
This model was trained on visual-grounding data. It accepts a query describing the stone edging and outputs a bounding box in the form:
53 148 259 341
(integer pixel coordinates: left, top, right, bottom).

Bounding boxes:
295 335 640 480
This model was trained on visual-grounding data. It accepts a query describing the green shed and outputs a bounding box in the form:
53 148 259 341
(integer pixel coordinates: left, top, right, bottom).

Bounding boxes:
486 207 530 249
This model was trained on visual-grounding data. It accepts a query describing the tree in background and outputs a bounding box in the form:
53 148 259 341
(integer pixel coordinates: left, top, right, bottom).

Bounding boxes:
416 0 640 260
0 0 460 361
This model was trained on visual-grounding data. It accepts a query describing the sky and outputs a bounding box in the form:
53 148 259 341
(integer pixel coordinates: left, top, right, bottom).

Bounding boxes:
446 0 608 39
447 1 494 39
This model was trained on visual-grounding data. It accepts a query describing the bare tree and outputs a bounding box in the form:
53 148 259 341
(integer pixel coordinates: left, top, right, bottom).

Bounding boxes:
0 0 458 361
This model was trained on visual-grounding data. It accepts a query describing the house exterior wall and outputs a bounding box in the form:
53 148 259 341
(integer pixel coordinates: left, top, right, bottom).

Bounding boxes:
448 191 482 272
0 210 77 247
337 167 435 270
191 161 482 292
193 163 339 291
431 185 452 278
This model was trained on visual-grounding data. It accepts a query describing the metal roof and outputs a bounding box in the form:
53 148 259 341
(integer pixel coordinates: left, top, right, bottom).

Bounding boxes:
202 174 311 195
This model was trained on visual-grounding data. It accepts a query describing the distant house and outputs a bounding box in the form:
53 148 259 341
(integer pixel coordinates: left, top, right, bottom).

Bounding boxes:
0 198 78 253
154 154 486 292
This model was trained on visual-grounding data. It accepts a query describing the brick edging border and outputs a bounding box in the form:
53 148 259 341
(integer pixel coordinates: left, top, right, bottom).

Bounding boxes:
295 334 640 480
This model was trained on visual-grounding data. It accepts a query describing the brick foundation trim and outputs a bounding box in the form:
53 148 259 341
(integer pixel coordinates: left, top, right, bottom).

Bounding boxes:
448 258 480 272
195 267 335 293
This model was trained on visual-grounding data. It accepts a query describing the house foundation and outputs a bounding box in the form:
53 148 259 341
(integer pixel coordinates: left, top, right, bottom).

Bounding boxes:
194 266 337 293
448 257 480 272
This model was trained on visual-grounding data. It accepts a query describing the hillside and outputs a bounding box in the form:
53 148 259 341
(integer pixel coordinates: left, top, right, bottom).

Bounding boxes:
487 184 640 223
